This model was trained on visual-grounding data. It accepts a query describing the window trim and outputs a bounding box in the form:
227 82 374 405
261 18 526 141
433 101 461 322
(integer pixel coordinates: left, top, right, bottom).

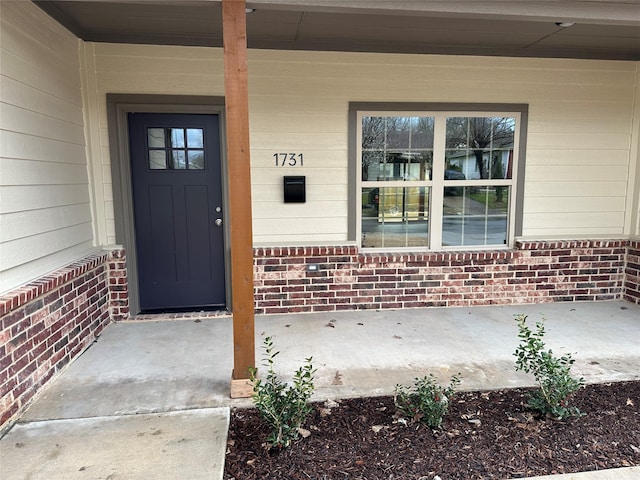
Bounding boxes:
349 102 528 250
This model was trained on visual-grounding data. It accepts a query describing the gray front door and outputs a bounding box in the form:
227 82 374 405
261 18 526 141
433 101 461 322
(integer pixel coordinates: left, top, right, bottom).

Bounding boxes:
128 113 225 312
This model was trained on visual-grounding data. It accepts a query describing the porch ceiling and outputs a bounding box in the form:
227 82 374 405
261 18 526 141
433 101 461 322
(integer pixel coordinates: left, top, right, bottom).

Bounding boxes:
34 0 640 60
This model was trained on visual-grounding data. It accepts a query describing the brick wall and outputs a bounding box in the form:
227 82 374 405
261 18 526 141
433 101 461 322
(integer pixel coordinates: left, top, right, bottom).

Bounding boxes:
254 240 628 314
0 249 128 432
625 240 640 304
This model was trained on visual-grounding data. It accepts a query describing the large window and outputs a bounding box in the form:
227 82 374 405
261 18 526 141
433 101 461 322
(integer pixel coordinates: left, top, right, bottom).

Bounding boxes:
356 106 525 250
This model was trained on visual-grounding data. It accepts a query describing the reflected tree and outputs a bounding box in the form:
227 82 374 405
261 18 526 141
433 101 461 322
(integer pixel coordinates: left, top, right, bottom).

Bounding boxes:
446 117 514 181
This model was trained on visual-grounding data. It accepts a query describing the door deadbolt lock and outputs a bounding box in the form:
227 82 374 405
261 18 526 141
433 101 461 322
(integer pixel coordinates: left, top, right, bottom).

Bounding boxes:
214 218 223 227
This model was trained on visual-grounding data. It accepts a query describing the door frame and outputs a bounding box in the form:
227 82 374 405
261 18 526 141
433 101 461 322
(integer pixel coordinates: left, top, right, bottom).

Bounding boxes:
106 94 230 315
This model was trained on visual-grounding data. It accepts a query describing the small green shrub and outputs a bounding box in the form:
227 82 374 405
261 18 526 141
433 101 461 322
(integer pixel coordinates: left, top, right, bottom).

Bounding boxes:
394 373 461 429
513 314 584 420
249 336 316 449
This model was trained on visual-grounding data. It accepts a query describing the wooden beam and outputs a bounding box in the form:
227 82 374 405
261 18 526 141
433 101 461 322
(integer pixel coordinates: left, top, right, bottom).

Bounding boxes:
222 0 255 390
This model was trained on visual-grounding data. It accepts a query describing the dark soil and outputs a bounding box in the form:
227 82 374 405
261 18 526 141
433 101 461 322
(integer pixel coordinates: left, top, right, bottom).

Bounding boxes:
224 381 640 479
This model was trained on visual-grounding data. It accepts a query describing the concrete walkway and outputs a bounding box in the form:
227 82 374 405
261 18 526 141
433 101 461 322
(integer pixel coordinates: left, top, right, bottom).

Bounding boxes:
1 301 639 479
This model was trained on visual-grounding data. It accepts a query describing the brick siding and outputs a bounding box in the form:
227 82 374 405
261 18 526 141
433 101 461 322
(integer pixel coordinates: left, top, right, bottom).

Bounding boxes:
254 240 629 314
625 240 640 304
0 248 128 432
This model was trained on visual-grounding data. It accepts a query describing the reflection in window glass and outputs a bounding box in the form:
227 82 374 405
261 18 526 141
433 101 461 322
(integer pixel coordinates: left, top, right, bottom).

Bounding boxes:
187 129 204 148
169 128 185 148
149 150 166 169
146 127 207 171
147 128 165 148
188 150 205 170
171 150 186 169
442 186 509 246
361 187 429 248
445 117 515 180
361 116 434 183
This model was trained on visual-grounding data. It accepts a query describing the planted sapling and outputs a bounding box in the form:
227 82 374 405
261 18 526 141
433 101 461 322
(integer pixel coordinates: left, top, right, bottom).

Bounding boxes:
249 336 316 449
513 314 584 420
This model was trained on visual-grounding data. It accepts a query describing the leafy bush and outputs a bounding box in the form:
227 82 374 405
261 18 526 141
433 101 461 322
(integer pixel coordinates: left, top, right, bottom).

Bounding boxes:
513 314 584 419
394 373 461 429
249 336 316 449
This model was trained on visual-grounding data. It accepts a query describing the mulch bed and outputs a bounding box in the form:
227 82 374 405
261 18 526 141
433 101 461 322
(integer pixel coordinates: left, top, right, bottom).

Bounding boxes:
224 381 640 479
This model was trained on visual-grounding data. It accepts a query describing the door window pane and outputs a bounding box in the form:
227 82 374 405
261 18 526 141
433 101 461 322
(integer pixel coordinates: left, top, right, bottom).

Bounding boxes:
187 129 204 148
170 150 186 169
149 150 167 169
188 150 205 170
169 128 185 148
148 128 165 148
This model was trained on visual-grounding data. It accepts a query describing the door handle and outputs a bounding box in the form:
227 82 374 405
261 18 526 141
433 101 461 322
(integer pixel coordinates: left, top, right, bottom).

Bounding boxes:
214 218 223 227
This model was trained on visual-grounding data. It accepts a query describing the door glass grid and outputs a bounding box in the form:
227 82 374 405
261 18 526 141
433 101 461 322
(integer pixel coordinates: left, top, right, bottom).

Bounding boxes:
147 127 205 170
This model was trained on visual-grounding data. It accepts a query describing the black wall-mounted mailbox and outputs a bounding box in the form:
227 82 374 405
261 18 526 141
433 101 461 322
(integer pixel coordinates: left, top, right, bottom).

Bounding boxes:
283 176 306 203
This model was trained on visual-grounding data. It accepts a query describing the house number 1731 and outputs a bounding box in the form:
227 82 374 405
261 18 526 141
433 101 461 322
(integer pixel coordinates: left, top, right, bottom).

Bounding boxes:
274 153 304 167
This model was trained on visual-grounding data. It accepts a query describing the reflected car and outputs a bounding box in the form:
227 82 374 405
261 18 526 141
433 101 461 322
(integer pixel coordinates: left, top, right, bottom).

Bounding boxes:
444 169 465 195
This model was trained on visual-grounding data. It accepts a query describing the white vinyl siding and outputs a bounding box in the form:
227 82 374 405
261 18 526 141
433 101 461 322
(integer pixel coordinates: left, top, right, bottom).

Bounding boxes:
0 2 95 293
82 45 638 246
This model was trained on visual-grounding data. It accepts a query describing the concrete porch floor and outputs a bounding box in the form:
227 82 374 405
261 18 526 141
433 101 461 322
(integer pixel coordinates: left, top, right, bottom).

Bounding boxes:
1 301 639 479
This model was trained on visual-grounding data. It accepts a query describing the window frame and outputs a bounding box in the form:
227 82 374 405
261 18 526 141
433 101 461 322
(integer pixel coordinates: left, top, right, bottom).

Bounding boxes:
349 103 528 251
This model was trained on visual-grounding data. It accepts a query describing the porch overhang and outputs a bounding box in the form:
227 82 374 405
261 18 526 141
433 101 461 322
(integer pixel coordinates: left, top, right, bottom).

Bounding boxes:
34 0 640 61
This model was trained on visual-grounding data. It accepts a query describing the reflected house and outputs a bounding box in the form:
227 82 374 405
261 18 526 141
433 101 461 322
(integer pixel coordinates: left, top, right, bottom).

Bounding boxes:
1 0 639 431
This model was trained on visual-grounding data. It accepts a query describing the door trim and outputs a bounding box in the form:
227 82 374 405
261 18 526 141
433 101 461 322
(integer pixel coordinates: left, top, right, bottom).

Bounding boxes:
106 94 229 315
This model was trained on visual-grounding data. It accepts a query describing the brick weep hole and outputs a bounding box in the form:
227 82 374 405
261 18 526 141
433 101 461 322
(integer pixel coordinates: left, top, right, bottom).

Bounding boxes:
1 239 638 432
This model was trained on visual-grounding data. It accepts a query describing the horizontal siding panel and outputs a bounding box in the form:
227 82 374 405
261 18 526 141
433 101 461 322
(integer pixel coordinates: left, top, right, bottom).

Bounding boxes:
248 61 636 87
0 244 99 294
527 133 630 150
0 50 82 103
253 201 347 219
250 133 347 150
95 55 221 75
1 2 78 54
96 72 224 94
523 196 625 213
0 13 79 75
527 116 632 135
0 103 85 145
1 76 84 125
522 226 625 237
526 149 630 166
254 234 348 245
525 165 628 182
253 217 347 236
0 130 87 164
250 114 347 134
93 42 223 61
0 185 91 214
524 181 628 197
0 204 92 242
0 158 89 186
248 77 633 104
0 223 94 271
248 49 633 72
250 96 348 115
524 212 625 229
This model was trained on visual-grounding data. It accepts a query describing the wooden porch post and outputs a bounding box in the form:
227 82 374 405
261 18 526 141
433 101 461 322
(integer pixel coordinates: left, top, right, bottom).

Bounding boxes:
222 0 255 397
